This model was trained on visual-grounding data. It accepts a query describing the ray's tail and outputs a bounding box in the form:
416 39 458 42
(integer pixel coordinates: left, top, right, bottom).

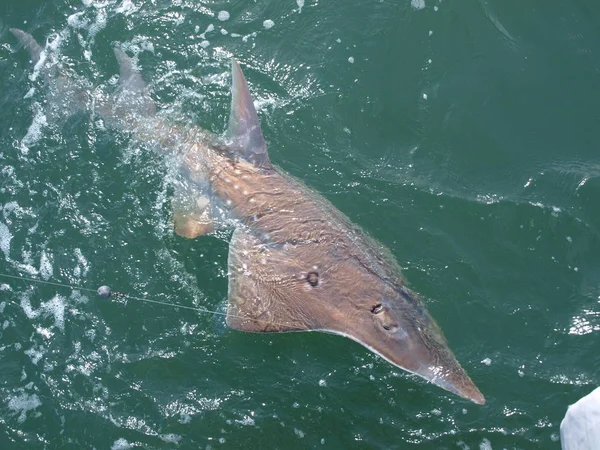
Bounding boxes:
10 28 43 64
10 28 156 127
10 28 91 122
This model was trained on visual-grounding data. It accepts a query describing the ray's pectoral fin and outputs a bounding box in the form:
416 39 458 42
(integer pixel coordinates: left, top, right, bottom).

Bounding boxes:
226 227 314 333
227 60 271 169
172 183 215 238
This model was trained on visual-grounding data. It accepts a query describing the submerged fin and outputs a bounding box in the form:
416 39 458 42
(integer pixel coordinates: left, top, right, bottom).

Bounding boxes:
227 60 270 168
173 198 215 239
172 184 215 239
10 28 43 64
174 211 214 238
113 48 150 96
106 48 156 122
226 227 315 332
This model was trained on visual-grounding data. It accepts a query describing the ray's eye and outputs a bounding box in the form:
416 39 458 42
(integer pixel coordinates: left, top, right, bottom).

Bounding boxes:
371 303 383 314
382 323 398 332
306 271 319 287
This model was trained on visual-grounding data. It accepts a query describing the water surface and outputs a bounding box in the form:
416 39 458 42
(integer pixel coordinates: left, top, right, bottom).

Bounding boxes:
1 0 600 448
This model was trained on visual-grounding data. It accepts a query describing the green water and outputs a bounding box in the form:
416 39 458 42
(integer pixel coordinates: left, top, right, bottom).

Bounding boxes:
1 0 600 448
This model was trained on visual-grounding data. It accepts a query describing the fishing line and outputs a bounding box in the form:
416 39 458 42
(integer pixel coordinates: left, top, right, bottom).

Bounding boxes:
0 271 220 312
0 272 285 326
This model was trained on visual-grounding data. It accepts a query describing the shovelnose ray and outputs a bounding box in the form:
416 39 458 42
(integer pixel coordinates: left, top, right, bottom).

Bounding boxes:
11 29 485 405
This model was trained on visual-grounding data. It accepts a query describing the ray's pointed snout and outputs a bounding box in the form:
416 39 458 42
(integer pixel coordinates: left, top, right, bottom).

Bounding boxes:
397 335 486 405
431 366 486 405
354 286 486 404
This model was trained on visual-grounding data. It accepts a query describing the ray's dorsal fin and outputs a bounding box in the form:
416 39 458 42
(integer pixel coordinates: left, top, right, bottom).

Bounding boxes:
227 60 270 168
10 28 43 64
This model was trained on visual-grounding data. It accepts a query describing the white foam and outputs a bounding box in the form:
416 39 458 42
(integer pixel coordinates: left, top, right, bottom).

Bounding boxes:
217 10 230 21
294 428 305 438
74 248 90 277
35 326 53 339
411 0 426 9
25 343 46 365
263 19 275 29
20 294 40 320
348 56 355 63
44 295 66 330
67 11 90 29
20 293 66 331
20 103 48 155
481 357 492 366
297 0 305 13
115 0 136 15
199 23 215 40
122 36 155 54
479 438 492 450
28 49 48 82
89 8 108 39
577 176 589 190
242 32 257 43
14 262 39 276
160 434 182 444
8 392 42 423
3 201 23 218
200 40 210 48
28 221 39 234
40 251 53 280
0 222 11 259
235 415 255 426
85 328 96 341
111 438 132 450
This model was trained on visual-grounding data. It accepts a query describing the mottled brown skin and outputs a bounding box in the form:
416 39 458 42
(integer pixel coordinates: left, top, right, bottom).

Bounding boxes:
195 150 485 404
